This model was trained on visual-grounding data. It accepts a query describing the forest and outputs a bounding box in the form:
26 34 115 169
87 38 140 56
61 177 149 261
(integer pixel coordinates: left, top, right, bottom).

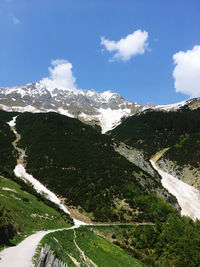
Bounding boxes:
15 112 176 222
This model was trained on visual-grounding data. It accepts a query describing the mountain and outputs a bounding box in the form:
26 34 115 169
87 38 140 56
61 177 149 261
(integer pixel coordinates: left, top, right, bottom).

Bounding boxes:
1 89 200 266
1 82 200 133
143 98 200 112
13 111 176 223
110 106 200 190
0 82 142 133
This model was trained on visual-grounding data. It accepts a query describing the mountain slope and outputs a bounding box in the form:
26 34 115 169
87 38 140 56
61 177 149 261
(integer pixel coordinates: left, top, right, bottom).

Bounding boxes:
0 82 141 133
0 111 18 176
14 111 176 223
1 82 199 133
0 174 72 248
110 108 200 189
36 227 145 267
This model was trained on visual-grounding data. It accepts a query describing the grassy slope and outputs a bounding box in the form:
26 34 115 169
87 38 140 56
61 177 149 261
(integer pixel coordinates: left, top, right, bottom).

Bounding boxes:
0 175 72 249
0 110 73 249
38 227 145 267
93 219 200 267
15 112 176 223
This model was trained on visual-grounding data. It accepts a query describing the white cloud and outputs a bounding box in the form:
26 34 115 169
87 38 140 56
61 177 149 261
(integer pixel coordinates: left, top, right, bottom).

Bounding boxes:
173 46 200 97
11 14 20 25
101 30 148 62
40 59 77 91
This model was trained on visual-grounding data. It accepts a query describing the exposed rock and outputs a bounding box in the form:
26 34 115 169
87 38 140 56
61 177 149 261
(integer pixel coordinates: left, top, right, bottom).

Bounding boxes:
0 82 142 133
114 142 176 203
37 244 67 267
157 158 200 190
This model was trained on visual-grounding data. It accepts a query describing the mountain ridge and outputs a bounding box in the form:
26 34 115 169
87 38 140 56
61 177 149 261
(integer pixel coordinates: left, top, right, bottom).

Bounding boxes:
1 82 199 133
0 82 141 133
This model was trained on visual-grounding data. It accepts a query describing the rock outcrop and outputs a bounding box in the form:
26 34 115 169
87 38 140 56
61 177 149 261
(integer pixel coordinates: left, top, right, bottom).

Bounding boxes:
37 244 67 267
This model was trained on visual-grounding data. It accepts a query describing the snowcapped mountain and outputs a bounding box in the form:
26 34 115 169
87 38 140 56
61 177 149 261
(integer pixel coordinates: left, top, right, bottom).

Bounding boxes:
140 98 200 114
150 99 200 111
0 82 199 132
0 82 142 133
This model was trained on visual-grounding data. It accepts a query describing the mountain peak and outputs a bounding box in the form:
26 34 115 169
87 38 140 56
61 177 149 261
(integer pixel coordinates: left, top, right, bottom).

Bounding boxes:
1 82 199 132
0 82 141 132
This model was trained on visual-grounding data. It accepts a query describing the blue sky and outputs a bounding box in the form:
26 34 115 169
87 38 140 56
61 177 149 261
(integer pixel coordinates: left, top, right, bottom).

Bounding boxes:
1 0 200 105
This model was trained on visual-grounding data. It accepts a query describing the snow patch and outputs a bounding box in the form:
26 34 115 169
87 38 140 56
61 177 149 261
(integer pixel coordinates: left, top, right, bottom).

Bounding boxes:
150 160 200 221
14 164 70 215
58 108 74 118
78 112 93 121
96 108 132 133
73 218 88 226
7 116 17 127
101 90 115 100
151 99 192 111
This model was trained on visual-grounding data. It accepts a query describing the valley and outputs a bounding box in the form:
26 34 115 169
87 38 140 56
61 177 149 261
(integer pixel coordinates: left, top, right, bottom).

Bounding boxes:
0 91 199 266
1 0 200 265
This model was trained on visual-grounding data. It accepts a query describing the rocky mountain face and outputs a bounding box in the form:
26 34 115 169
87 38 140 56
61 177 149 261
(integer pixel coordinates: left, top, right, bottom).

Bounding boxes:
0 82 142 133
110 106 200 192
1 82 199 133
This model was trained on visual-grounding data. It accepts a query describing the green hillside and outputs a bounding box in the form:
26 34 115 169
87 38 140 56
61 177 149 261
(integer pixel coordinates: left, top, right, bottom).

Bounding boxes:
15 112 176 223
110 108 200 162
0 174 72 249
36 226 145 267
93 217 200 267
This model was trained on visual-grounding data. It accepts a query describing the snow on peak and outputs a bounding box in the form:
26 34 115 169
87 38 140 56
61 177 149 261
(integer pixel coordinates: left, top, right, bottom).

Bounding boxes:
101 90 116 100
153 99 190 111
96 107 132 133
57 108 74 118
141 98 196 112
0 82 141 132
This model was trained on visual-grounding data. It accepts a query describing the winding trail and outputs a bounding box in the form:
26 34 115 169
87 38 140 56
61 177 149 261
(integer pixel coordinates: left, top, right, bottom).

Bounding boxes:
0 226 79 267
150 157 200 221
5 116 199 266
8 116 87 226
0 116 89 267
73 230 98 267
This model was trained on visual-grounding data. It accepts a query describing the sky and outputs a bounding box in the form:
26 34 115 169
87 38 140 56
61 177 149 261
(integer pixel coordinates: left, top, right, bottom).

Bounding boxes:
0 0 200 105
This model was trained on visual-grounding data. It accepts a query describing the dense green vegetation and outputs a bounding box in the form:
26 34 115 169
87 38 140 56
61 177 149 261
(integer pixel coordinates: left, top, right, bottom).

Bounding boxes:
94 215 200 267
37 227 145 266
0 175 72 249
0 111 18 175
163 133 200 169
0 110 73 249
111 108 200 161
15 112 176 222
0 205 17 246
0 108 200 266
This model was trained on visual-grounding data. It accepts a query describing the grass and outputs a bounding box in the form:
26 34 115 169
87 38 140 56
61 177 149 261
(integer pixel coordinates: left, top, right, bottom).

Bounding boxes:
89 225 161 266
36 229 78 266
0 175 72 249
37 226 145 266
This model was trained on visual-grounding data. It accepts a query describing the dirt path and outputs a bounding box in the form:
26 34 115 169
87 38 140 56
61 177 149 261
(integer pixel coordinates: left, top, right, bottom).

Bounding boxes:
4 116 153 266
8 116 90 225
73 230 98 267
68 254 81 267
0 226 79 267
